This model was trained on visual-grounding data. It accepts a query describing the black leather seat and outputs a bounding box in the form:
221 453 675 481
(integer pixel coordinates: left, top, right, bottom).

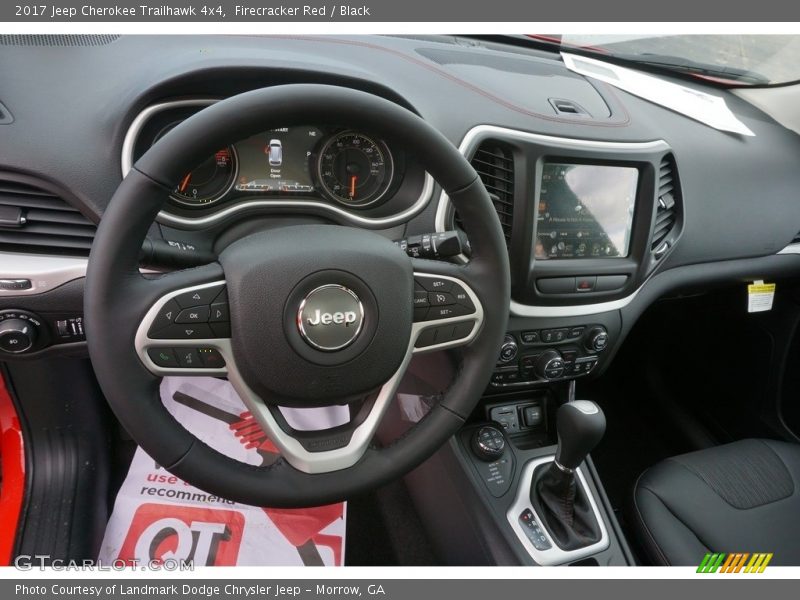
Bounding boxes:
630 438 800 565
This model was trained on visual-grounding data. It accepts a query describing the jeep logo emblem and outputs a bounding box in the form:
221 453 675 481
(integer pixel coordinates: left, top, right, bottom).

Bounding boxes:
305 309 358 327
297 285 364 351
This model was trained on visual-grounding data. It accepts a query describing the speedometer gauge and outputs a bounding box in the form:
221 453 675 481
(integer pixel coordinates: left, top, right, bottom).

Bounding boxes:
316 132 394 207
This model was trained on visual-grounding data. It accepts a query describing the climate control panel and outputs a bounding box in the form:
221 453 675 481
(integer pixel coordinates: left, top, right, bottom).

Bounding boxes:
490 324 609 388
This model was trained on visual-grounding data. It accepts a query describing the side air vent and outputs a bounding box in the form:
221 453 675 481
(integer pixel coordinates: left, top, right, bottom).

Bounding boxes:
651 154 681 258
456 142 515 247
0 176 96 256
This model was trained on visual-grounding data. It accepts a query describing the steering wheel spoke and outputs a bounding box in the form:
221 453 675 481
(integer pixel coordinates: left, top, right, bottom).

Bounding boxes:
136 276 231 376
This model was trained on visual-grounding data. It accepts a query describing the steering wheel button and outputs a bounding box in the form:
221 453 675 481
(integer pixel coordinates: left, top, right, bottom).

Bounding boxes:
452 322 474 341
176 348 202 368
417 278 453 293
198 347 226 368
413 291 430 308
174 284 225 309
209 321 231 338
148 299 181 334
212 287 228 303
425 303 472 321
175 306 210 323
428 291 455 306
146 347 178 367
209 302 230 322
149 323 214 339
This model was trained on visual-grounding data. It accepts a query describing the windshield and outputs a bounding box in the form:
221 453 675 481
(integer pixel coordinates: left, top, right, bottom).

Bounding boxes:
538 35 800 86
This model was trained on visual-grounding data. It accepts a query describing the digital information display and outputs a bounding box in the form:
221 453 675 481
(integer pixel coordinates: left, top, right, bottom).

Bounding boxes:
234 126 323 193
535 163 638 260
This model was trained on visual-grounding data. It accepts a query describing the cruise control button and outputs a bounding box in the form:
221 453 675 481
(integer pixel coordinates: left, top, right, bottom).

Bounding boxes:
209 303 229 322
175 306 210 324
174 284 225 309
417 278 453 293
413 291 431 309
428 291 455 306
413 307 428 322
198 347 226 368
149 299 180 333
149 324 214 340
451 284 475 310
146 348 178 367
425 304 472 320
175 348 202 368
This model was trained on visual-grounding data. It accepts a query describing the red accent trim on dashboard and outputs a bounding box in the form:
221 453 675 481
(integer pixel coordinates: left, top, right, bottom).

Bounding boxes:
0 374 25 565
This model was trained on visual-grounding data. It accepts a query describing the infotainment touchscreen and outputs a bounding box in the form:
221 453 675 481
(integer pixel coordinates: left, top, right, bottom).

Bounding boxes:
535 163 638 260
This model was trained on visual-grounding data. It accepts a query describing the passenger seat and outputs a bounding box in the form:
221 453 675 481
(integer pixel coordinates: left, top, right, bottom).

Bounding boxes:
629 438 800 565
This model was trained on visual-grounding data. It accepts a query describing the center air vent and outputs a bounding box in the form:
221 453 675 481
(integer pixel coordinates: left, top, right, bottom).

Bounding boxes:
456 141 515 247
0 176 96 256
651 154 681 259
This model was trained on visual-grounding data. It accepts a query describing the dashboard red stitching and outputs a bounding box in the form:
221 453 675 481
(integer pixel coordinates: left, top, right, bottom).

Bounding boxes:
243 35 632 128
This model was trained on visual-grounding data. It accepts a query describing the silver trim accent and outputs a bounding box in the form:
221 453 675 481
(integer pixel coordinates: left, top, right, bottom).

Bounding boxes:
570 399 600 415
296 284 365 351
435 125 669 317
507 456 609 565
134 272 483 474
0 252 88 297
778 242 800 255
121 99 435 230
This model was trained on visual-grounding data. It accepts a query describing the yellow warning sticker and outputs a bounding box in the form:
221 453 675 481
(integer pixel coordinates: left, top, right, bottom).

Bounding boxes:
747 281 776 313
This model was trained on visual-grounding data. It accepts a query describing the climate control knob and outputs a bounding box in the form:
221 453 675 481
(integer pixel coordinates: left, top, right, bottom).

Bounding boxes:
0 318 37 354
585 327 609 353
535 350 565 380
498 334 518 364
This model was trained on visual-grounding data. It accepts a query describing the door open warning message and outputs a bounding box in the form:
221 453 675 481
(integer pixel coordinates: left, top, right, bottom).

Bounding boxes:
98 377 347 566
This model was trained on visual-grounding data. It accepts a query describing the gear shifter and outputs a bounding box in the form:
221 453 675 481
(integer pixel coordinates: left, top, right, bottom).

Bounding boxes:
530 401 606 551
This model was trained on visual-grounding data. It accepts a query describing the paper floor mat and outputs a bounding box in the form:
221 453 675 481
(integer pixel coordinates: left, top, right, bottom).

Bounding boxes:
98 377 347 566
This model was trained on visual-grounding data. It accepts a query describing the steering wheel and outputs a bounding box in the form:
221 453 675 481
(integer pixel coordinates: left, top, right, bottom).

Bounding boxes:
85 85 510 507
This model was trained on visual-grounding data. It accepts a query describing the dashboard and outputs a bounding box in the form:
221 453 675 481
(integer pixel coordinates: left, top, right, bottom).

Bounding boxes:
2 34 800 389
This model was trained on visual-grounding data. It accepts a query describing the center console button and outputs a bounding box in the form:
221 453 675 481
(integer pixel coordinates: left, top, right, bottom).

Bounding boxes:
537 277 575 294
568 326 585 339
521 330 540 345
575 276 597 292
596 275 629 292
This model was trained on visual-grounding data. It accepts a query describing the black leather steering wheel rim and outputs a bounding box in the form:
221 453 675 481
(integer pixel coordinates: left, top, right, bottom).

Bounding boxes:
85 84 510 507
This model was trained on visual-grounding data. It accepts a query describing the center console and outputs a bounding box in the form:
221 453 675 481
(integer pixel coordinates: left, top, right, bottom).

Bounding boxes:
404 126 685 566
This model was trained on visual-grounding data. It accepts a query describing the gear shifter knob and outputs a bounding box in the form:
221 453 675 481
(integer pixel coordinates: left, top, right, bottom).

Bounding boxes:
554 400 606 471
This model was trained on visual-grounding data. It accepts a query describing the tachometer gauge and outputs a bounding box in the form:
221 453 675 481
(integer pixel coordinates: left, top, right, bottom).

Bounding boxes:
170 147 237 207
316 132 394 207
155 124 238 207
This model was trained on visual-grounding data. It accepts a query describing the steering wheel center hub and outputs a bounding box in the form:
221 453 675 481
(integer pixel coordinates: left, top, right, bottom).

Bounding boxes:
218 224 414 407
297 284 365 351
